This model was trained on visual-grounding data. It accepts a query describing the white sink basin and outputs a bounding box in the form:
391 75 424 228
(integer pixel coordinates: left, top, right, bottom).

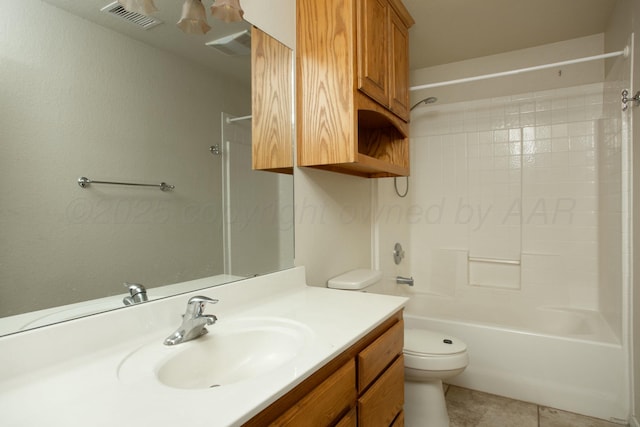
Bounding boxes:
118 316 313 389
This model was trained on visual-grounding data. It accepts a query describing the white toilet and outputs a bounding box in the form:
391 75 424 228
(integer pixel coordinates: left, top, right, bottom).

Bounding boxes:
327 269 469 427
404 328 468 427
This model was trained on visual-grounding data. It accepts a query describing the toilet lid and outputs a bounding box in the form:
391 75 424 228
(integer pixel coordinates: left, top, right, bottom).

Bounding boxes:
404 329 467 356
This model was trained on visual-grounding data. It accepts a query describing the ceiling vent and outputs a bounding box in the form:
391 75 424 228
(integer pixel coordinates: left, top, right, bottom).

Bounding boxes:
206 30 251 56
100 2 163 30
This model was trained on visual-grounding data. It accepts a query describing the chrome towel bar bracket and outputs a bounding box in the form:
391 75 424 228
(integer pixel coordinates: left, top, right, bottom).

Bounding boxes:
77 176 175 191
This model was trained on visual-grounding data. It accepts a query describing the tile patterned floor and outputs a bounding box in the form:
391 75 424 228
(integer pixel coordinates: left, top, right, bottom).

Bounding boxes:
444 385 627 427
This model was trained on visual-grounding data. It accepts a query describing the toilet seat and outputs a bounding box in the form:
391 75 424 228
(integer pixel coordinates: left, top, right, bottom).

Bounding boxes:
403 329 468 371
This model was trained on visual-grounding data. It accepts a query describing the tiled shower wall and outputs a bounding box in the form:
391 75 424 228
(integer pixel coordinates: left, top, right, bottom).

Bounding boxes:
598 57 628 339
409 83 618 319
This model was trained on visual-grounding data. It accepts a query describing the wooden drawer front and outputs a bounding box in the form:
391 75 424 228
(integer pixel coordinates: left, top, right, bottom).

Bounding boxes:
390 410 404 427
271 359 356 426
357 355 404 427
357 319 404 392
335 407 357 427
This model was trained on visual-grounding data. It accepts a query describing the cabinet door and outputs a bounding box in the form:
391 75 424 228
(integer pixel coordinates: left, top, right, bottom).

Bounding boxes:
251 26 293 173
388 8 410 121
357 0 389 107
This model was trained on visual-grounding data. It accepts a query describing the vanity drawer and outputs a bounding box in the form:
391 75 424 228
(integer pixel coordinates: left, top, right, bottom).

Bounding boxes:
390 410 405 427
357 319 404 392
271 358 356 426
335 407 357 427
357 355 404 427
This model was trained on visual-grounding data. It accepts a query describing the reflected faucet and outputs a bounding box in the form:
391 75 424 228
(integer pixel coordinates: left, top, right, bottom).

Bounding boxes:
123 282 148 306
164 296 218 346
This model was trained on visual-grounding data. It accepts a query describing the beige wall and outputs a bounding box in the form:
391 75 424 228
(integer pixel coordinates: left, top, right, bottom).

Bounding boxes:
0 0 251 315
294 168 374 287
243 0 295 50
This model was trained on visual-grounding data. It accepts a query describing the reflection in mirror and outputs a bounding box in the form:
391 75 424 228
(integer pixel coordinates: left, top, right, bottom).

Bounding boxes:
0 0 294 336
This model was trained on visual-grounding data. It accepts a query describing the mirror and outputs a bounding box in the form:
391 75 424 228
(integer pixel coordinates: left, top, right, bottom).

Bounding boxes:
0 0 294 335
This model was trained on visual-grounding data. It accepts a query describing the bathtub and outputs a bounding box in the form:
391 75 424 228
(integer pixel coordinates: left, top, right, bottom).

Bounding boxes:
403 293 629 423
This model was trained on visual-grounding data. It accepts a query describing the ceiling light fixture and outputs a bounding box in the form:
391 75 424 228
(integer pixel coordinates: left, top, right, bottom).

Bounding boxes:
117 0 158 15
177 0 211 35
210 0 244 23
117 0 245 35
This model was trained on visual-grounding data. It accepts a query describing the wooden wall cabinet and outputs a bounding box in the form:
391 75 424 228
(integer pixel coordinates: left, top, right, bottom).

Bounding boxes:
251 26 294 174
244 310 405 426
297 0 414 178
358 0 411 121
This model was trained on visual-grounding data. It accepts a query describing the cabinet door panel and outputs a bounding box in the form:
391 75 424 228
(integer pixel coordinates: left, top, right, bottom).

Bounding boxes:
357 0 389 107
388 8 410 121
252 26 293 172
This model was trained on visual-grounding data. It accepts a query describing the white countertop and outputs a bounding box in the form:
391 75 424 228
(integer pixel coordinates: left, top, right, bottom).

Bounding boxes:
0 267 407 426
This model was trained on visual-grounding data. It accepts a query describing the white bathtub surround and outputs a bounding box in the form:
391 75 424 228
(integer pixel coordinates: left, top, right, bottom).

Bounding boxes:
409 83 606 311
0 267 407 426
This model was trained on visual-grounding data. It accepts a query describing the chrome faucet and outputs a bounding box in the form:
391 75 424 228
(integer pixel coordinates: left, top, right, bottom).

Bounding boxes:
123 282 148 305
164 296 218 346
396 276 414 286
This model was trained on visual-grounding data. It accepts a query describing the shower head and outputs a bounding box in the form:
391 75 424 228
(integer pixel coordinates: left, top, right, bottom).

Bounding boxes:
410 96 438 111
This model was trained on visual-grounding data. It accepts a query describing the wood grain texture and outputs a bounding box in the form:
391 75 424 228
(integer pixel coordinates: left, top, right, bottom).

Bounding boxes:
271 359 356 426
297 0 413 177
388 0 415 27
357 319 404 393
357 356 405 427
297 0 357 166
335 407 358 427
252 26 293 172
357 0 389 107
388 9 410 120
390 410 405 427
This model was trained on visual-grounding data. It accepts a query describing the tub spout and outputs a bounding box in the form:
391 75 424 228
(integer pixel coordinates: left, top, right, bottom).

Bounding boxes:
396 276 414 286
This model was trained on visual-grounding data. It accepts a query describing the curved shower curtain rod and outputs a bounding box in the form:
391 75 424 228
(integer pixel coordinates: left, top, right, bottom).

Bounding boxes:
410 48 629 91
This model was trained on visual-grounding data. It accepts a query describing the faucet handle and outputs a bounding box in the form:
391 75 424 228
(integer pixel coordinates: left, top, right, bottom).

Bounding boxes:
124 282 146 295
187 296 219 317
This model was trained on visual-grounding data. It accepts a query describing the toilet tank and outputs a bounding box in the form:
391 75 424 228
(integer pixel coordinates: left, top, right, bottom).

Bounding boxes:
327 269 382 291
